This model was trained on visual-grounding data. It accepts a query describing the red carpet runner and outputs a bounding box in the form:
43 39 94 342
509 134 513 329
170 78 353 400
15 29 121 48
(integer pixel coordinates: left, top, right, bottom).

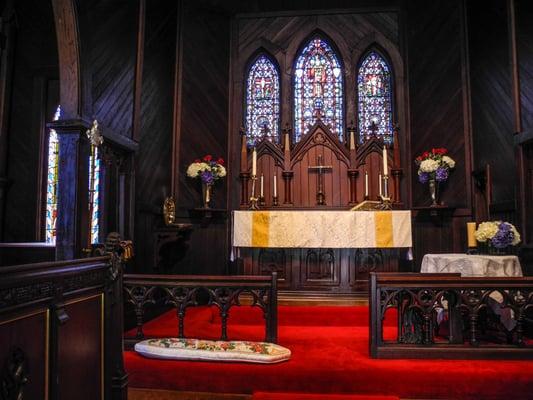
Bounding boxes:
124 306 533 399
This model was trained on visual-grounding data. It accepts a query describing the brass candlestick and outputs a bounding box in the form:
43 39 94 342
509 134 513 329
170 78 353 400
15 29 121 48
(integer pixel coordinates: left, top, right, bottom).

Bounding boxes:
249 175 259 210
377 175 392 210
272 195 279 206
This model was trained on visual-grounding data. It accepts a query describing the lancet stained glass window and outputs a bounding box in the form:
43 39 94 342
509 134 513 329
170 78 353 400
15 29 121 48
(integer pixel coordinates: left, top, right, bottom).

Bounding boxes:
294 37 343 142
357 51 393 143
45 105 61 243
88 145 101 244
245 54 280 146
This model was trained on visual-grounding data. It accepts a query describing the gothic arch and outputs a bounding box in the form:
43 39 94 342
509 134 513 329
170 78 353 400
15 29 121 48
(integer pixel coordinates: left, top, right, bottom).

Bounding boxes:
51 0 81 119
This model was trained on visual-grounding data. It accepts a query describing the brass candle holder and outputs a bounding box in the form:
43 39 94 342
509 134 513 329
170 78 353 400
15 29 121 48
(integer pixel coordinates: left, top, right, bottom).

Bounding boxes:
272 195 279 206
377 174 392 210
249 175 259 210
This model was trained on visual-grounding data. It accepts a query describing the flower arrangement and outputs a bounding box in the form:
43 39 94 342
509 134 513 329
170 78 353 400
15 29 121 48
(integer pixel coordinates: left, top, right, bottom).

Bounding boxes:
474 221 521 249
186 155 226 184
415 148 455 183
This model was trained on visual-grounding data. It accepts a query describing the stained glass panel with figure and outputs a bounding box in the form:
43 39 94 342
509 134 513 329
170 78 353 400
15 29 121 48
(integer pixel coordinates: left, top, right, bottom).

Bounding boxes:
45 105 61 243
357 51 393 143
294 37 343 142
88 145 101 244
245 54 280 146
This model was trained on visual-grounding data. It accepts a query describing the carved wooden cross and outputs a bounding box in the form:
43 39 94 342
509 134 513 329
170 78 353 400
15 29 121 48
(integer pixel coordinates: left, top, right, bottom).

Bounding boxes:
308 154 333 205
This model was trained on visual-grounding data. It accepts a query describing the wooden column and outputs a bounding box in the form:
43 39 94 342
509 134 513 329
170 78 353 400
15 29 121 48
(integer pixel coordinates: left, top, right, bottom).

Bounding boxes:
347 123 358 204
0 1 16 240
391 125 403 204
239 128 250 207
282 125 293 205
49 120 91 260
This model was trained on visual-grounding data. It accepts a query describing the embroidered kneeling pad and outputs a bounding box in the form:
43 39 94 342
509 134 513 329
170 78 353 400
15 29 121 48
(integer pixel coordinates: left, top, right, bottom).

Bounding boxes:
135 338 291 364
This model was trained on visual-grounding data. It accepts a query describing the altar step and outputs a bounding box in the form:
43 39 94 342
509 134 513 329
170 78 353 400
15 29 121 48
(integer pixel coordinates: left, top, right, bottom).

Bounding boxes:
252 392 400 400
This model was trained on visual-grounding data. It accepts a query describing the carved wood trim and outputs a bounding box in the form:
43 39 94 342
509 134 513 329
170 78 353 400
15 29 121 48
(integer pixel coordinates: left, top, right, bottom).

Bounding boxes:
291 122 350 169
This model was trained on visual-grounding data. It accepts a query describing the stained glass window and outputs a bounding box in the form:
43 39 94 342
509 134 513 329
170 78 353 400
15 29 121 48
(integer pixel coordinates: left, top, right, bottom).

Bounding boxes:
357 51 393 143
245 54 280 146
45 105 61 243
294 37 343 142
88 145 101 244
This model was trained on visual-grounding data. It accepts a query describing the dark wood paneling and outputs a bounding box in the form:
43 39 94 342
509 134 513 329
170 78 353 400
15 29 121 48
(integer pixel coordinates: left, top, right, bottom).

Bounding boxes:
407 0 472 267
58 295 103 400
468 0 515 206
4 0 58 242
516 0 533 133
177 4 230 210
0 310 48 400
133 0 178 272
77 0 139 135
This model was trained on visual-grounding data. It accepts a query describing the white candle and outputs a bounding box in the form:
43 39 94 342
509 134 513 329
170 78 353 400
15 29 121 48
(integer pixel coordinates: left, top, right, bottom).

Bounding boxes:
252 148 257 176
378 174 382 197
285 132 290 151
350 130 355 151
383 146 388 176
365 171 369 197
273 174 277 197
260 174 264 197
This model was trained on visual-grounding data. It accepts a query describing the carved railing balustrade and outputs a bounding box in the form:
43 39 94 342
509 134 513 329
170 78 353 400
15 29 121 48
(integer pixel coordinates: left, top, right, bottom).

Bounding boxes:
370 273 533 359
123 272 278 347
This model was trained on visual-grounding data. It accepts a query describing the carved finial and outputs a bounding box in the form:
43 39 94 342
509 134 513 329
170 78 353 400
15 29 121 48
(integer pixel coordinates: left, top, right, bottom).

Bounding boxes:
86 120 103 147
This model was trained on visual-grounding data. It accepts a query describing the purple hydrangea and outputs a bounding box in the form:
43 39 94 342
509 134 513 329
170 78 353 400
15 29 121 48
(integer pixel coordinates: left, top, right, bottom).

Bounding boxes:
418 172 429 184
435 167 449 182
491 222 515 248
200 170 214 185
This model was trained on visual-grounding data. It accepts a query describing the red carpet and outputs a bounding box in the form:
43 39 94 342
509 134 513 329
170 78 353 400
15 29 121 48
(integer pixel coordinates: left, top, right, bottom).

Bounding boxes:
252 392 399 400
124 306 533 399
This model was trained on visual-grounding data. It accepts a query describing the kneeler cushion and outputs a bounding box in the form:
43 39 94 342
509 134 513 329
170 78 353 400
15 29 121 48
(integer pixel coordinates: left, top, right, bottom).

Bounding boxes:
135 338 291 364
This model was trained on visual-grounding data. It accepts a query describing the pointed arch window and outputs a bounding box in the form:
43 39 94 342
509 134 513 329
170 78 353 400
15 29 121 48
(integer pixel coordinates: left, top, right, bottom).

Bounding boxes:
245 54 280 146
44 105 61 243
357 50 393 143
294 36 343 142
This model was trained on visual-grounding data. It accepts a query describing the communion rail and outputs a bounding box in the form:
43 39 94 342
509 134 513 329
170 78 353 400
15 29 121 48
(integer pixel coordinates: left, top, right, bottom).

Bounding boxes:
123 272 278 348
370 272 533 359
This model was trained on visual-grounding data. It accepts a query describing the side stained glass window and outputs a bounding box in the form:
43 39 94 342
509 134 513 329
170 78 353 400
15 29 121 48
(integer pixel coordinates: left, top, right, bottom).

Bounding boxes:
357 51 393 143
294 37 343 142
245 54 280 146
88 145 101 244
45 105 61 244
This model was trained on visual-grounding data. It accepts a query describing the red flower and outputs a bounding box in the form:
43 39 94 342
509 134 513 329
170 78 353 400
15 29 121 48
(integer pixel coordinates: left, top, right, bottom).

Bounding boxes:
204 155 212 162
432 148 447 155
217 157 224 165
415 156 422 162
422 151 430 159
194 159 201 163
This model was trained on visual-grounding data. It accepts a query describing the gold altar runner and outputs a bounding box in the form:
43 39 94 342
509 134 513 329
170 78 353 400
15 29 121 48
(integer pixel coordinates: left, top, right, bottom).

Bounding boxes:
232 210 412 248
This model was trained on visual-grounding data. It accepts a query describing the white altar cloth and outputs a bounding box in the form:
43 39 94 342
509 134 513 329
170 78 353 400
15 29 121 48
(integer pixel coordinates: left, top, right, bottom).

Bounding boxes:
420 253 523 277
232 210 412 248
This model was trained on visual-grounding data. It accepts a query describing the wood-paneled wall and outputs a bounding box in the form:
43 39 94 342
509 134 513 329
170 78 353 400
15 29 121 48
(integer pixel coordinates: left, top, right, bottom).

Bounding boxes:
3 0 59 242
407 0 473 267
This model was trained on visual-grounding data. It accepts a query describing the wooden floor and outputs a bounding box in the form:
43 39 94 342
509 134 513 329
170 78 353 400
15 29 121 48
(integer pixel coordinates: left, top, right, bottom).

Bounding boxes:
129 389 250 400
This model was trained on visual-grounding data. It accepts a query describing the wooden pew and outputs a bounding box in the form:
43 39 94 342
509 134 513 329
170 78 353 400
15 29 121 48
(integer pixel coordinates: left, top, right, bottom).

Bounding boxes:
369 272 533 359
0 253 127 400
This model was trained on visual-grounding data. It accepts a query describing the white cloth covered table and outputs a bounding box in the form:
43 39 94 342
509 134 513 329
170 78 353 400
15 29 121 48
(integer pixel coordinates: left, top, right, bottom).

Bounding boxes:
420 253 523 277
232 210 412 249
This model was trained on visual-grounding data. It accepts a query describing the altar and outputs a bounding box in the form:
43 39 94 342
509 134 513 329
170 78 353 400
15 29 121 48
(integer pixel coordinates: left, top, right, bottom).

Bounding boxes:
232 210 412 295
232 121 409 295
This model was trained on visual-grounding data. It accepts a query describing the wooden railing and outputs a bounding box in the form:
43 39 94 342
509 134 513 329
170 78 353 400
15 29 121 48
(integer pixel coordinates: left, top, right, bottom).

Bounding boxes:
0 253 127 400
123 272 278 347
370 272 533 359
